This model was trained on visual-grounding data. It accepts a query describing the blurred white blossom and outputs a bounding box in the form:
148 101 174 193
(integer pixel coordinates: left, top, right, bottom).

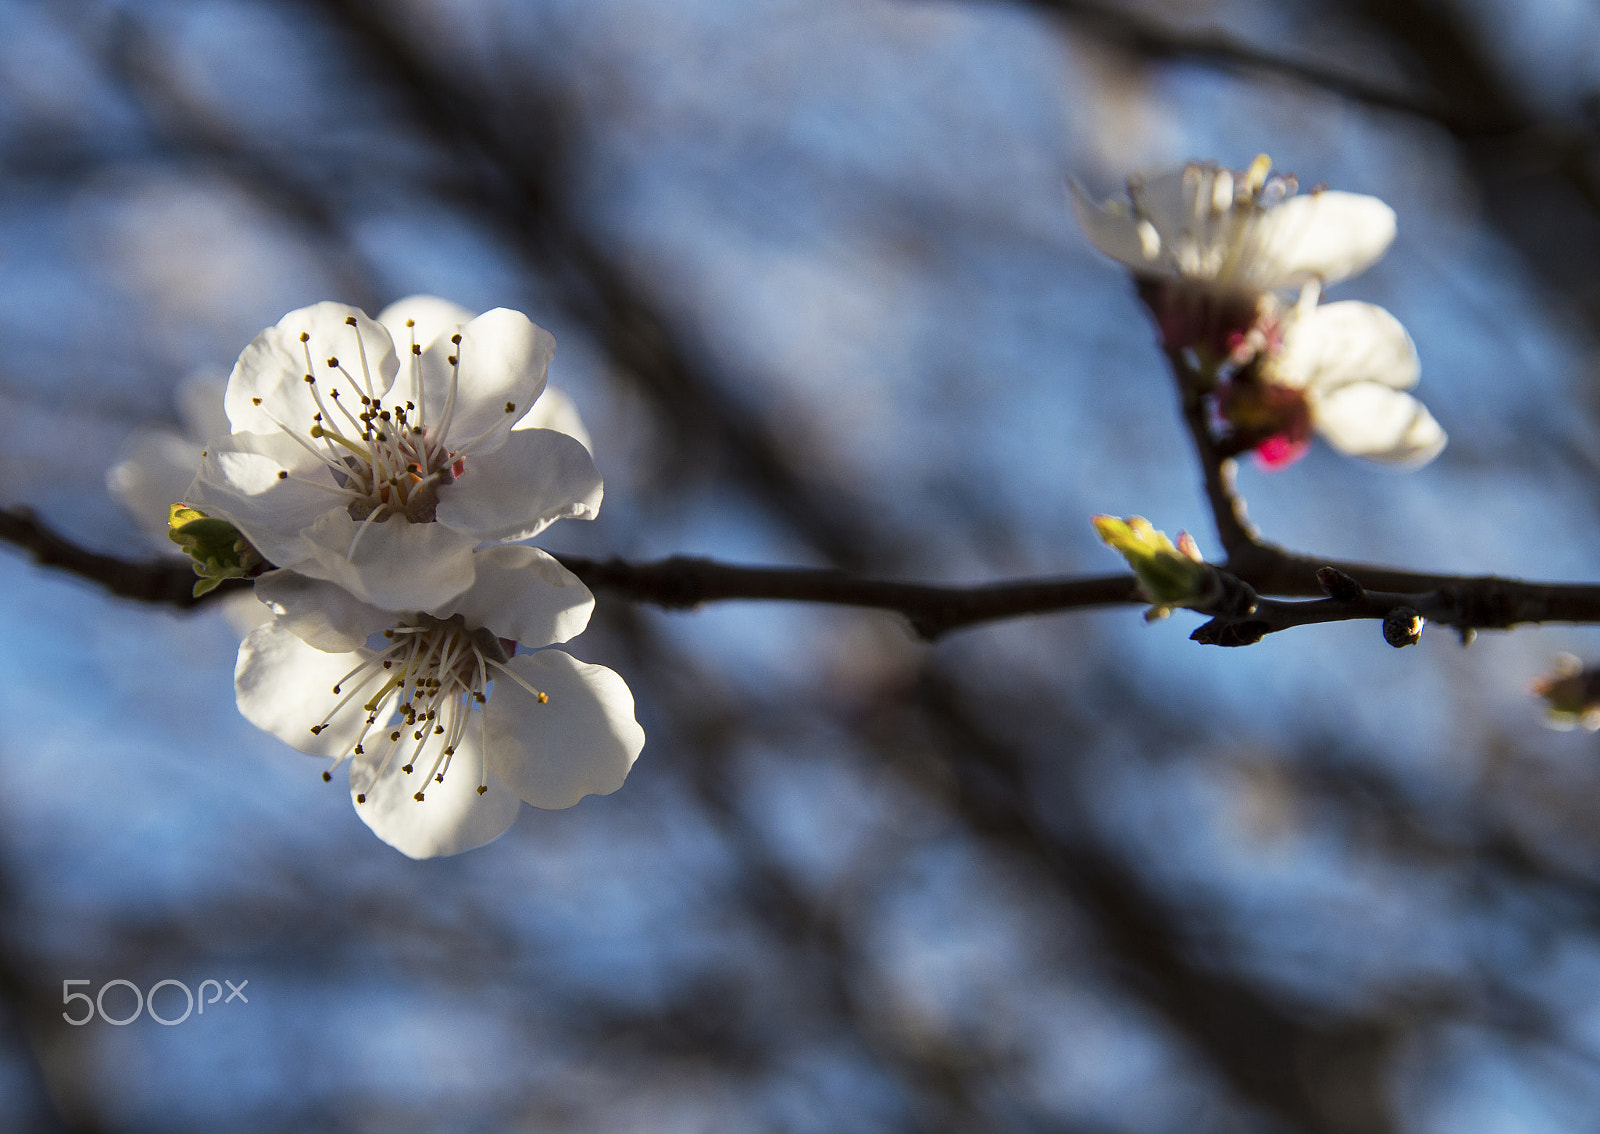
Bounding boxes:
1070 155 1395 299
1071 155 1396 359
1259 300 1445 467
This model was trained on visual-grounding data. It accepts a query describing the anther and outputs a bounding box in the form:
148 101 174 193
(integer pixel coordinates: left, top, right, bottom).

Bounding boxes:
299 332 310 342
405 318 415 327
355 793 366 803
326 357 338 367
435 774 444 783
413 792 425 802
251 397 262 405
402 763 413 773
447 355 457 365
412 344 421 355
538 692 548 703
476 785 487 795
353 744 363 754
345 316 357 326
322 770 332 782
309 724 325 735
450 333 461 344
277 470 288 480
505 402 515 413
389 731 401 741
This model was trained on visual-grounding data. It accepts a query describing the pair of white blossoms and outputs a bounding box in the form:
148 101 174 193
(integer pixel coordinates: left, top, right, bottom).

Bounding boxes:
182 296 644 858
1072 156 1445 467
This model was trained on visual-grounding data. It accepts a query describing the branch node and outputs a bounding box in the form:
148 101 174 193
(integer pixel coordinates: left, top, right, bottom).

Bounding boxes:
1315 565 1364 602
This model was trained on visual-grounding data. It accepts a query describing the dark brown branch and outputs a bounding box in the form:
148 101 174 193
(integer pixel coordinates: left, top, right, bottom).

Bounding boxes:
553 555 1138 640
1168 348 1259 558
0 507 245 609
999 0 1518 136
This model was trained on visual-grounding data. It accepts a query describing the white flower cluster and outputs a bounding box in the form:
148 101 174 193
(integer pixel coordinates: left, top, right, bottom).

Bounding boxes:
124 296 643 858
1072 156 1445 469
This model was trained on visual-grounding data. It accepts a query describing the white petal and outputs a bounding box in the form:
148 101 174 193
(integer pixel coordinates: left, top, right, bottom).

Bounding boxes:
435 427 602 542
349 736 522 859
219 593 274 637
1249 191 1396 288
1276 301 1420 393
225 302 399 436
1121 165 1207 239
377 295 475 356
186 431 336 569
1313 384 1447 465
107 427 202 547
253 569 395 652
438 545 594 646
1069 180 1164 273
296 510 478 611
235 623 369 757
175 369 231 442
485 651 644 810
514 385 593 453
417 308 555 455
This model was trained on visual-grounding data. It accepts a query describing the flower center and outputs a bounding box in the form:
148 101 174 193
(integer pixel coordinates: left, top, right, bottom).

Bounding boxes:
309 613 545 803
1126 155 1299 289
259 316 520 559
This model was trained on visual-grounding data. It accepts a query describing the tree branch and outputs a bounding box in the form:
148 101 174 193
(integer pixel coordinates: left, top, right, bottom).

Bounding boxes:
0 507 245 608
554 555 1138 639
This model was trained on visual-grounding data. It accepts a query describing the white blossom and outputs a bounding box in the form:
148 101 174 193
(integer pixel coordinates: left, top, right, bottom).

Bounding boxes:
236 546 644 858
1070 156 1396 298
1261 300 1446 467
187 301 603 610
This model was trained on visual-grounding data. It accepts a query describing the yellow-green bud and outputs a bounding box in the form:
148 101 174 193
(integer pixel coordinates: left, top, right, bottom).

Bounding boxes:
1092 515 1219 612
168 504 264 596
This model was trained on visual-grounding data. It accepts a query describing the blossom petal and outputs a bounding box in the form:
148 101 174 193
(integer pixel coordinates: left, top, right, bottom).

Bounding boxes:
235 623 369 757
296 510 478 610
515 385 593 453
485 651 644 810
1069 180 1160 273
186 430 336 568
435 427 602 542
416 308 555 456
349 736 522 859
1313 383 1447 465
1250 191 1396 288
254 569 395 652
108 427 203 547
224 302 398 436
377 295 475 356
437 545 594 647
1276 301 1420 393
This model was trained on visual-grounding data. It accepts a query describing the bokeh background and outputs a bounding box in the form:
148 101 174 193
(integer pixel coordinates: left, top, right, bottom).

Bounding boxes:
2 0 1600 1130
